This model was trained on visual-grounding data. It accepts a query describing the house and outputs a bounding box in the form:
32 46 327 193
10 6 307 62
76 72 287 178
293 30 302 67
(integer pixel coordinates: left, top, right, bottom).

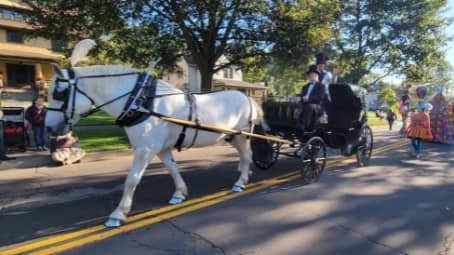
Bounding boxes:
366 90 379 110
163 55 266 104
0 0 63 107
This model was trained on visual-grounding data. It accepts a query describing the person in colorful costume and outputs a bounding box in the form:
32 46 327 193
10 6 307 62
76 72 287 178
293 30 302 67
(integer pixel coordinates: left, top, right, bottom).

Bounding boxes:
399 83 412 136
407 86 432 159
451 99 454 122
430 87 454 144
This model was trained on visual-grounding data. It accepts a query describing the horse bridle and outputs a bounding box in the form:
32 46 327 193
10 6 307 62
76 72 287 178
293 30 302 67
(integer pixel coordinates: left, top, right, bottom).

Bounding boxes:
47 68 140 131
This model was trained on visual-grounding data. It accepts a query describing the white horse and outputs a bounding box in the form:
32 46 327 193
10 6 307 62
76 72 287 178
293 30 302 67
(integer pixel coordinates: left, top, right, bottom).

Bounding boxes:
45 64 262 227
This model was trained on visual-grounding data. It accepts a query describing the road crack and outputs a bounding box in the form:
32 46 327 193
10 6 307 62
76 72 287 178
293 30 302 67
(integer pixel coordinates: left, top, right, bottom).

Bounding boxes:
164 219 227 255
331 222 409 255
126 231 184 254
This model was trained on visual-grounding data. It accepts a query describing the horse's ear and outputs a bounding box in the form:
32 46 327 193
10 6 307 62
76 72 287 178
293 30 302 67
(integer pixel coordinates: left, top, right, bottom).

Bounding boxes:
52 63 64 77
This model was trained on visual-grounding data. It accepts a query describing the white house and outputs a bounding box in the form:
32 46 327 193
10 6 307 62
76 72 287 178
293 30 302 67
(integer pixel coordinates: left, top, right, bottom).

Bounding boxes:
163 55 266 103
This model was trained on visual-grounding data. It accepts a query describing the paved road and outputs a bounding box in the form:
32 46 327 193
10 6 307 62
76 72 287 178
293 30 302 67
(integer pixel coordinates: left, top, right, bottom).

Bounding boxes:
1 127 452 254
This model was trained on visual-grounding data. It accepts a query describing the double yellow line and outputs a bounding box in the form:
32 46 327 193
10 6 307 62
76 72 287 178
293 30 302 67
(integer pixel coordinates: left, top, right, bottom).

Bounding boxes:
0 140 409 255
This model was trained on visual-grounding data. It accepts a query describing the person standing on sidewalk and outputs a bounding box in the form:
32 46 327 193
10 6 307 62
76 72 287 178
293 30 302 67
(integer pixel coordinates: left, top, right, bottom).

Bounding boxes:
25 97 48 151
0 74 15 161
386 109 397 131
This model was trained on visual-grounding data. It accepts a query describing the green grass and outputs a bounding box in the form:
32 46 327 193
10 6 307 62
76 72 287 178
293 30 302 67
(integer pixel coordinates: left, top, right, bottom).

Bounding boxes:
77 111 116 126
75 128 130 152
74 110 389 152
367 111 389 126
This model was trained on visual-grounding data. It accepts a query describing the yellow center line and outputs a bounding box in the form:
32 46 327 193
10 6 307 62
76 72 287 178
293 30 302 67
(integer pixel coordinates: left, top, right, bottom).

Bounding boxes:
1 140 409 255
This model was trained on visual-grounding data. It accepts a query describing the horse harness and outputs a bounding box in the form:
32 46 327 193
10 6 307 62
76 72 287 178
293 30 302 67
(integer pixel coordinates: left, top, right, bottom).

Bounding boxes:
48 68 203 151
116 74 200 151
48 68 139 131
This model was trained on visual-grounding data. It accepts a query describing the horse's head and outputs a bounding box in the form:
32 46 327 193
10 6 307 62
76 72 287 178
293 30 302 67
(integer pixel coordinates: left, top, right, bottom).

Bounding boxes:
45 64 94 135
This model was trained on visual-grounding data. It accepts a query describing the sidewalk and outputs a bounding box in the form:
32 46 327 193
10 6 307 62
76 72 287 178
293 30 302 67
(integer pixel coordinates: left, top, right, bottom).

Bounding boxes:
1 125 399 171
0 124 121 170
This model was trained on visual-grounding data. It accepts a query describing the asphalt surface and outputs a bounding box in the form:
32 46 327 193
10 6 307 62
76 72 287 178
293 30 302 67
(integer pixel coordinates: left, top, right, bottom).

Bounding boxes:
1 127 452 254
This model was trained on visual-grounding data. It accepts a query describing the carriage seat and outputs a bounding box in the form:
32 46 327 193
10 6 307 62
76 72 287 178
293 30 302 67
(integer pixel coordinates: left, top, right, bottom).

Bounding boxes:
326 84 362 131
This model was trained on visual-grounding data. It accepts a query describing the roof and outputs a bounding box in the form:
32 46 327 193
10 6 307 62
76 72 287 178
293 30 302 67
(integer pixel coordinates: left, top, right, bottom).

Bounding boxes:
0 19 33 29
213 79 266 90
0 42 63 61
0 0 31 10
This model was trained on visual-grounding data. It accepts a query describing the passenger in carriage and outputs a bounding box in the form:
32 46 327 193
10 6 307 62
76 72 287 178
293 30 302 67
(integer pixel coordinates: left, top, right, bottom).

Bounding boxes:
299 65 326 134
315 52 341 102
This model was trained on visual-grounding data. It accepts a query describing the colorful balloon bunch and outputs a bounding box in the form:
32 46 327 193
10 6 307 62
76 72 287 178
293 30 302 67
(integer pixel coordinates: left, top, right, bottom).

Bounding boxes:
416 86 428 98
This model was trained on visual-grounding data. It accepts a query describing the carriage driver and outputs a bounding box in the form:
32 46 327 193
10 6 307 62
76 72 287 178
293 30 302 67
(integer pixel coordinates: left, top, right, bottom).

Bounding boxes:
300 65 326 134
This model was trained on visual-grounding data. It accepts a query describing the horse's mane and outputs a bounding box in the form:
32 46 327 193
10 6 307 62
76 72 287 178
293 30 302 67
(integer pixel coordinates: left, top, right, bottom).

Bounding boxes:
73 65 182 94
74 65 137 76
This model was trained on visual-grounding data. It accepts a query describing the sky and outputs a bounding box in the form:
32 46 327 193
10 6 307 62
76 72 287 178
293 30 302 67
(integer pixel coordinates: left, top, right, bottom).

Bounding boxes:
445 0 454 71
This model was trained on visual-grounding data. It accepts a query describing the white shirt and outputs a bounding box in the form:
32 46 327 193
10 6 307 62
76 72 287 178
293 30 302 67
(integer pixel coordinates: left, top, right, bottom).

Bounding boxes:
320 71 333 85
320 71 333 101
305 82 315 97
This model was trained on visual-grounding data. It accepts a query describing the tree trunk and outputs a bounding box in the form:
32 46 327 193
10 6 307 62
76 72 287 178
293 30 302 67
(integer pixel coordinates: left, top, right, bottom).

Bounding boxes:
199 65 215 92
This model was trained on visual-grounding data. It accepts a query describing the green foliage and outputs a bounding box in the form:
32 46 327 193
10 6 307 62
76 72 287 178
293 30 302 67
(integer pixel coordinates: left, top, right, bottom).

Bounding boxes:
24 0 339 91
24 0 450 93
334 0 450 85
24 0 124 48
242 57 268 83
378 83 397 106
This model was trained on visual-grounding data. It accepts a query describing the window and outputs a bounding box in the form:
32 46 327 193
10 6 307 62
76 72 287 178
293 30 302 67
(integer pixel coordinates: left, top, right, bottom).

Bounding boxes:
14 12 24 21
7 30 24 43
0 8 25 21
223 67 234 79
1 9 12 19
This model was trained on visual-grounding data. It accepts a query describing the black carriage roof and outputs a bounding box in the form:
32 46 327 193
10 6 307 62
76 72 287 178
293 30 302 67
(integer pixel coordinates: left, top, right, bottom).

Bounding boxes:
330 83 367 98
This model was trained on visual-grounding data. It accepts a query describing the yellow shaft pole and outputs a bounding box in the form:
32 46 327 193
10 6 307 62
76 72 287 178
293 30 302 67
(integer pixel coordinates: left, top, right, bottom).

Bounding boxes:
158 115 294 145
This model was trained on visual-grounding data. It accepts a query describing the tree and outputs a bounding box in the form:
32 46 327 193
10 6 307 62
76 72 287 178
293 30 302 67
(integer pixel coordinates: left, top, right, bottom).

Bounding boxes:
333 0 450 85
24 0 339 91
378 82 397 107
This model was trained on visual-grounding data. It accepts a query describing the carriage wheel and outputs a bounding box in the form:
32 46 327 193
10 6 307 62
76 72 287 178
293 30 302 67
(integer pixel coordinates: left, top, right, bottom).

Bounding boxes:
356 125 373 167
252 141 281 170
300 137 327 184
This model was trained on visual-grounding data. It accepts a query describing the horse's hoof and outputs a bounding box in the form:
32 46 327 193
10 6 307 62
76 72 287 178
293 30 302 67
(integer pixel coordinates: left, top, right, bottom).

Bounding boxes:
105 218 122 228
169 197 185 205
232 185 243 193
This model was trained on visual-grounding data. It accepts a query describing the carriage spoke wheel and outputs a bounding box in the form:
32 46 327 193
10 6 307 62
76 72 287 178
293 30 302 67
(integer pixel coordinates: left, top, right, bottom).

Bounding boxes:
356 125 373 167
300 137 327 184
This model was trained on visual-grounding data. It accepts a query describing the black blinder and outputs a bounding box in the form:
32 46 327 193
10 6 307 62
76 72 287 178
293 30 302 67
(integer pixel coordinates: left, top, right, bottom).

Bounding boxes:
53 88 69 101
53 79 70 101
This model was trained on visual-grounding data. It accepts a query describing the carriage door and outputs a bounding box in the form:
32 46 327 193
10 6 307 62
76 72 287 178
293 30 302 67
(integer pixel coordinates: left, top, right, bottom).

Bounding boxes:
6 63 36 88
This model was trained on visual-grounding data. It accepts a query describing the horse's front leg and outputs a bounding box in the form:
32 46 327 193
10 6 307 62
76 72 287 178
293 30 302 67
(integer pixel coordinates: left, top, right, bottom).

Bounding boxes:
157 149 188 205
230 135 252 192
105 146 156 228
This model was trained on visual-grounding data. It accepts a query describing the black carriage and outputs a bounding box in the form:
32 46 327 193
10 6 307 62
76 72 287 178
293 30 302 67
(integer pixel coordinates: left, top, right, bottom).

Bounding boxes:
251 83 373 184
